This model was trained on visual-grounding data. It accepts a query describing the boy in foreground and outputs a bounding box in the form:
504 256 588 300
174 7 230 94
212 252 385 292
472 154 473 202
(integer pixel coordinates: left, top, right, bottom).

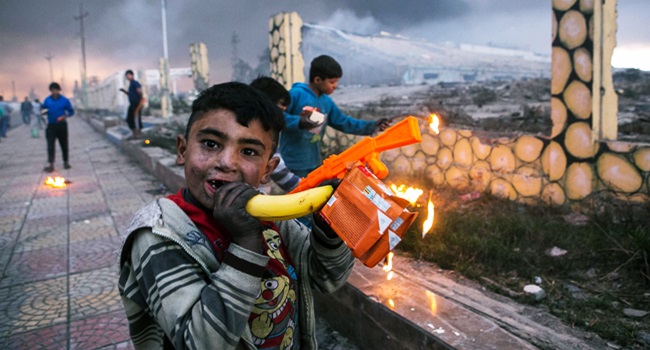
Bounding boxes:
118 82 353 349
281 55 391 177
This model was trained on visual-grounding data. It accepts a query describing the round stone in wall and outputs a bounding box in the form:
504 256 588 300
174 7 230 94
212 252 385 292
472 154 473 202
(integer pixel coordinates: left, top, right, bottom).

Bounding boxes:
489 145 516 173
552 47 572 95
633 147 650 172
559 10 588 50
565 162 595 200
470 160 492 192
573 48 593 83
515 136 544 163
453 138 473 167
563 80 592 120
565 122 597 159
436 147 453 170
542 182 567 206
552 11 558 42
580 0 595 14
490 178 518 201
445 166 470 191
471 137 492 160
542 141 567 181
513 166 543 197
597 153 643 193
553 0 577 11
392 155 412 174
425 164 445 186
440 129 457 147
420 134 440 156
551 97 568 138
607 141 637 154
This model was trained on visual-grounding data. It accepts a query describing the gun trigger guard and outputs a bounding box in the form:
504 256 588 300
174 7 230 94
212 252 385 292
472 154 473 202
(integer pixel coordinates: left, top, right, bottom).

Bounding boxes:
367 154 389 179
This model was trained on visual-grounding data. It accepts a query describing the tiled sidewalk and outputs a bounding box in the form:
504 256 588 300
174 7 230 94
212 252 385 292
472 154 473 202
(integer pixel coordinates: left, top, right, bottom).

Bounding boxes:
0 119 165 349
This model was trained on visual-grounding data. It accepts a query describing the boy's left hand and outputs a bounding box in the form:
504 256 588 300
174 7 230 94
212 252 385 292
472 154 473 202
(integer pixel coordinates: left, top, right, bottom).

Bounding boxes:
375 118 391 132
212 182 263 252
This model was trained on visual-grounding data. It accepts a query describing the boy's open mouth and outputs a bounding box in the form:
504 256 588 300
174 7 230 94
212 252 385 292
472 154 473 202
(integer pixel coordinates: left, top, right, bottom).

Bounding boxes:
208 180 228 189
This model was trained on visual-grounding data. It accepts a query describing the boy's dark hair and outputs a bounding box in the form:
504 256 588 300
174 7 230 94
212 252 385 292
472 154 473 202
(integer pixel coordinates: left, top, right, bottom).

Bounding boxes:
125 69 134 76
250 76 291 108
186 82 285 153
309 55 342 82
49 82 61 91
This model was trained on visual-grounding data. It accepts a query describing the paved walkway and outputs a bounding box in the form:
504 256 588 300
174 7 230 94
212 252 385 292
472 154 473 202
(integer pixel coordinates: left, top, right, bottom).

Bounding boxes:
0 119 165 349
0 117 361 350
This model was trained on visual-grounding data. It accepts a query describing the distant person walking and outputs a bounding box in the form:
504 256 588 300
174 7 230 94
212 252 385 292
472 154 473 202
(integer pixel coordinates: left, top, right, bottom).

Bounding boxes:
42 82 74 172
31 98 42 138
0 96 13 140
119 70 144 139
20 97 33 125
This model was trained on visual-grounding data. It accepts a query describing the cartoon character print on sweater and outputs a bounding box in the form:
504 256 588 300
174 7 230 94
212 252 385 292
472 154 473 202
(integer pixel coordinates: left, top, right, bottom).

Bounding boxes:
249 228 298 349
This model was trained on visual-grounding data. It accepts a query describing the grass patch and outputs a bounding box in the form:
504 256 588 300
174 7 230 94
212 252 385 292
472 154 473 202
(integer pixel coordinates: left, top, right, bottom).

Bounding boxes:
397 188 650 348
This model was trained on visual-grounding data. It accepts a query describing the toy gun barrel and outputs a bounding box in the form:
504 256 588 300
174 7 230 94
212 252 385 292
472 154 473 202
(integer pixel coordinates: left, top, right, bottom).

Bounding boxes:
289 117 422 194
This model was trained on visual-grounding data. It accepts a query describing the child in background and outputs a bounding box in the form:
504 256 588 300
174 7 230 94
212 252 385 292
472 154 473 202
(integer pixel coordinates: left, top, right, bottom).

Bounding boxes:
250 76 301 193
281 55 391 177
118 82 353 349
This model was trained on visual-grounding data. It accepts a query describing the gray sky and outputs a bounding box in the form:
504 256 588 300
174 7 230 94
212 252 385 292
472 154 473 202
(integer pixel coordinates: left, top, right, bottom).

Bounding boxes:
0 0 647 98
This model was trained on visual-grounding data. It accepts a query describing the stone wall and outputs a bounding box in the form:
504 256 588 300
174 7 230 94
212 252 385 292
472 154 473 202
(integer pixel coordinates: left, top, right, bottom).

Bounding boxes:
273 2 650 207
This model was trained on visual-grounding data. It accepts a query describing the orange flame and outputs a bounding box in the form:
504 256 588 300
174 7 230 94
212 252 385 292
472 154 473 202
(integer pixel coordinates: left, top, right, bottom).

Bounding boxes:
429 114 440 134
388 299 395 309
382 252 394 272
45 176 66 188
422 190 434 238
426 290 438 315
390 184 423 206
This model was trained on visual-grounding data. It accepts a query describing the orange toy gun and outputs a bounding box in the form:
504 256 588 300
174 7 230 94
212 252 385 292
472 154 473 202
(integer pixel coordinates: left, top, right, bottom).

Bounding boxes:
289 116 422 194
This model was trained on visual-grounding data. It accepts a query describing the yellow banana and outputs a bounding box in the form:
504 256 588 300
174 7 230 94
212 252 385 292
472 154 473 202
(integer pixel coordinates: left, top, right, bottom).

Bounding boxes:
246 185 334 221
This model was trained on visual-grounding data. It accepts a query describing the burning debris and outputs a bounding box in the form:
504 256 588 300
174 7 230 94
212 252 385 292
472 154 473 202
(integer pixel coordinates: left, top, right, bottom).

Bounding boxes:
45 176 67 188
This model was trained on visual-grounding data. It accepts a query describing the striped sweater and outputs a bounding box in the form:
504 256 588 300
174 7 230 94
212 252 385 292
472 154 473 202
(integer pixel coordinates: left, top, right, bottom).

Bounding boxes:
118 197 353 350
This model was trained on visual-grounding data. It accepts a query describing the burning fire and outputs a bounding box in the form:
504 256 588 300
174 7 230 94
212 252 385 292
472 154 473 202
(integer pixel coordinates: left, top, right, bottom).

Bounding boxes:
429 114 440 134
390 184 423 206
45 176 66 188
388 299 395 309
426 290 438 315
383 251 394 280
422 190 435 238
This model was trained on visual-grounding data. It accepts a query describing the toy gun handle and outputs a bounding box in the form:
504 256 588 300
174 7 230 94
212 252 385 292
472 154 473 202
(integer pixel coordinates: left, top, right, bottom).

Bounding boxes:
289 117 422 194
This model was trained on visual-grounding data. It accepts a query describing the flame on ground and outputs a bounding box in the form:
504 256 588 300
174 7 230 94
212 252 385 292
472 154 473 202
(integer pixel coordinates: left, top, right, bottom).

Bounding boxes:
382 252 394 273
422 198 435 238
426 290 438 315
390 184 423 206
388 299 395 309
429 114 440 134
45 176 66 188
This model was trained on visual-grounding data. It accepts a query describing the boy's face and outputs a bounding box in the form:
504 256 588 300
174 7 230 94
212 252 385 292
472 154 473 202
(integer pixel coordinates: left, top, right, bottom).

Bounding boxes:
176 109 279 210
313 77 339 95
50 88 60 98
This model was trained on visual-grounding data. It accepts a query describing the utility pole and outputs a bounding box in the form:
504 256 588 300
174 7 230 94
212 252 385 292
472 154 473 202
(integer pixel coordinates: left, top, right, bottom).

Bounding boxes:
160 0 173 118
74 2 89 109
45 53 54 82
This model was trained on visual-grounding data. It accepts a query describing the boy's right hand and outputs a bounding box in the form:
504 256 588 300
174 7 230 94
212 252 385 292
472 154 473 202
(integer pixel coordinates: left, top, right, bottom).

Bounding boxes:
212 182 263 252
298 112 320 130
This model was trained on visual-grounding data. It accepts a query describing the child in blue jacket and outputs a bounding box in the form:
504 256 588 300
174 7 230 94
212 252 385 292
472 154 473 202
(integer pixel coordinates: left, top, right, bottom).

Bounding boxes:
280 55 390 177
